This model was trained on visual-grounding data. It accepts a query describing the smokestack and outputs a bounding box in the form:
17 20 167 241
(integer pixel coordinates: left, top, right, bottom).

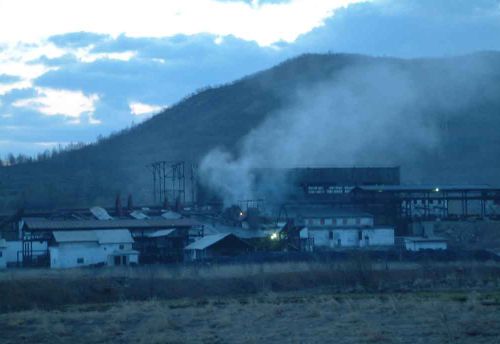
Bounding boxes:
115 193 123 217
127 194 134 211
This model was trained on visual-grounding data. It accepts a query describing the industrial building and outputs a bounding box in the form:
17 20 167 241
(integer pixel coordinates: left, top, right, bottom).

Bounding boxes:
184 233 253 261
49 230 138 269
402 237 448 251
278 206 394 250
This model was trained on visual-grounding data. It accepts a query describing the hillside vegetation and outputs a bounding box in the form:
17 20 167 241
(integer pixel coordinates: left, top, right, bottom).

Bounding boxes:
1 52 500 210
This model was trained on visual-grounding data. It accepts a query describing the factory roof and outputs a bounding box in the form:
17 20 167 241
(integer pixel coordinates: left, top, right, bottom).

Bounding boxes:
52 229 134 244
145 229 177 238
23 217 201 231
184 233 231 250
283 206 373 219
356 184 496 192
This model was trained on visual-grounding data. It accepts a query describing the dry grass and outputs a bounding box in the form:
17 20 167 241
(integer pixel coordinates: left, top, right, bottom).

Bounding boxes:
1 260 500 313
1 291 500 343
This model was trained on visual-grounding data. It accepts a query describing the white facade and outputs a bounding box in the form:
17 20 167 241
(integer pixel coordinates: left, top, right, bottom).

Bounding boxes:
0 239 7 269
404 237 447 251
49 230 138 269
304 215 373 228
308 227 394 249
4 240 48 266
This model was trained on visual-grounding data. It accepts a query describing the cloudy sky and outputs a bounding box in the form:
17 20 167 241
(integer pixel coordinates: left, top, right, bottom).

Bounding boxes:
1 0 500 156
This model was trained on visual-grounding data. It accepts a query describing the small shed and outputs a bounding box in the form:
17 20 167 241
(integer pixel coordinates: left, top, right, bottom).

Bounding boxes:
49 229 138 269
403 237 447 251
0 239 7 269
184 233 253 261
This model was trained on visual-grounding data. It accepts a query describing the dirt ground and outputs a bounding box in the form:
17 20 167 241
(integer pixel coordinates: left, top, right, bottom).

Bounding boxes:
1 290 500 344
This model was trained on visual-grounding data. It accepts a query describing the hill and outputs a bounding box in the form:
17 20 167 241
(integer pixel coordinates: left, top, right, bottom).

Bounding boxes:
1 52 500 210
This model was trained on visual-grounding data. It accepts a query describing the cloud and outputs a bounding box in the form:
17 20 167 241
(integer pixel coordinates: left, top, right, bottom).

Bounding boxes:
129 101 165 116
2 0 500 157
292 0 500 57
12 87 99 121
0 0 365 46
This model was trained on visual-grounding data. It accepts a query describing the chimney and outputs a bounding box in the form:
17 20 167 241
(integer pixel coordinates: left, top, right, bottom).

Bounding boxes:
115 193 123 217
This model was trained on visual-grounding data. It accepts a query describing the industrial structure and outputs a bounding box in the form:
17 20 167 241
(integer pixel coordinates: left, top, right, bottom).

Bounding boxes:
0 165 499 269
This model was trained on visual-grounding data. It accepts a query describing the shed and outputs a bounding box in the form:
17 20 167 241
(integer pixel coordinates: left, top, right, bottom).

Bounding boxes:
184 233 253 261
0 239 7 269
403 237 448 251
49 229 138 269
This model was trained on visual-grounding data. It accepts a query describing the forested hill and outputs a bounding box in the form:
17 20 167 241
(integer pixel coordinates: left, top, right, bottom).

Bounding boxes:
1 52 500 210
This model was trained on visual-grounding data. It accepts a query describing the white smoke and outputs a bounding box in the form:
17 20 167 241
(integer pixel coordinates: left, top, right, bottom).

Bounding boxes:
199 54 498 206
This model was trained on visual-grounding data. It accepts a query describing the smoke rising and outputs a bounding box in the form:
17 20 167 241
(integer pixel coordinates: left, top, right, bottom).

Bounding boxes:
199 54 500 206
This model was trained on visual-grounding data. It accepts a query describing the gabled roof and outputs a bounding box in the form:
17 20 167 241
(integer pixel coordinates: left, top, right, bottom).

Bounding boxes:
52 229 134 244
24 217 201 231
184 233 232 250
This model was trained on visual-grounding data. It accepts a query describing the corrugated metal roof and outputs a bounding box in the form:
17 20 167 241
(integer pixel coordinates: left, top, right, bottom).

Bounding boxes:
161 211 182 220
90 206 113 220
202 224 270 239
284 206 373 218
53 230 134 244
130 211 149 220
146 229 176 238
184 233 231 250
24 217 201 231
95 230 134 244
53 231 98 243
357 184 496 192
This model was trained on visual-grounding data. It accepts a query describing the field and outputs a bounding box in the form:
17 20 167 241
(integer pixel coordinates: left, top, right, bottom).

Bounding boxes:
1 260 500 343
1 291 500 343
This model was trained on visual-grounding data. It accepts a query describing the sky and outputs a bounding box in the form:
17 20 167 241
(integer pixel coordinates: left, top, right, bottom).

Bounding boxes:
1 0 500 156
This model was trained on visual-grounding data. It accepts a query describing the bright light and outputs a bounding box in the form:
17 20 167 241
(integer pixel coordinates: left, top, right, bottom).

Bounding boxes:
239 211 244 216
434 188 440 192
270 232 279 240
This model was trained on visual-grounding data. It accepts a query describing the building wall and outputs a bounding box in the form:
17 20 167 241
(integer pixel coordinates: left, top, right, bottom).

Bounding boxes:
309 228 394 249
360 228 394 247
50 242 133 269
0 248 6 269
303 216 373 228
404 240 447 251
5 241 48 265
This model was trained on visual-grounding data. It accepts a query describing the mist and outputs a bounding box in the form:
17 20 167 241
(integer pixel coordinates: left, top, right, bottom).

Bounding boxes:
199 53 500 206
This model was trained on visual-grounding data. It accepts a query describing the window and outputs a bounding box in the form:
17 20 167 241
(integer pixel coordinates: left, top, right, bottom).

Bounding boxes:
342 218 348 225
0 251 2 257
307 186 325 194
77 258 84 264
329 231 334 240
119 244 124 250
320 218 325 225
355 218 361 225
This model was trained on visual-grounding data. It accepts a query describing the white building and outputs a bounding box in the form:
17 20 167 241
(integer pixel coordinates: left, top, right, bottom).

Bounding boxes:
403 237 447 251
283 206 394 249
0 239 7 269
308 227 394 249
4 240 48 266
49 229 138 269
